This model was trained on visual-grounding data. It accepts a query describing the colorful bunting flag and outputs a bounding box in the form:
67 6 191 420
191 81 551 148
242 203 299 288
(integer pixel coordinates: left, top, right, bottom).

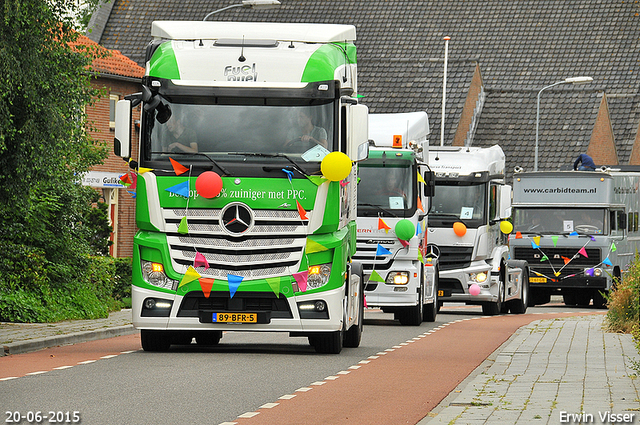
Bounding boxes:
138 167 153 174
540 254 548 262
369 270 385 283
293 271 308 292
570 231 579 236
552 236 558 247
417 196 424 212
416 223 422 236
533 236 541 246
178 216 189 234
179 266 201 289
306 238 328 254
531 240 540 249
376 244 392 256
399 239 410 247
265 277 281 296
282 168 294 182
194 252 209 269
417 171 426 185
378 217 391 233
578 247 589 258
418 250 424 265
170 157 189 175
199 278 215 298
554 272 561 277
306 175 327 186
339 180 349 187
166 181 190 198
585 268 594 276
589 235 596 241
119 173 131 185
227 274 244 298
515 231 522 239
127 191 137 198
562 256 571 265
296 200 308 220
611 242 617 252
602 257 612 266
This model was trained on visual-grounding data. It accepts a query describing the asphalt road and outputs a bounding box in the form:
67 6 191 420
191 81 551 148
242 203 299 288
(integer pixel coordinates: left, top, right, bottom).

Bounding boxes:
0 302 598 425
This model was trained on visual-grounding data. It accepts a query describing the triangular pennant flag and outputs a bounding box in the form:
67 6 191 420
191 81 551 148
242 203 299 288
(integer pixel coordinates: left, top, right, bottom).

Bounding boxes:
179 266 201 289
339 180 349 187
552 236 558 247
416 223 422 236
417 196 424 212
199 278 215 298
376 244 392 256
170 157 189 175
166 181 190 198
293 271 308 292
418 250 424 265
128 191 137 198
589 235 596 241
282 168 294 182
194 252 209 269
554 272 561 277
531 240 540 249
578 247 588 258
417 171 426 185
306 175 327 186
611 242 617 252
296 200 308 220
515 231 522 239
178 216 189 234
119 173 131 185
399 239 410 247
369 270 385 282
540 254 548 262
363 294 367 308
128 172 137 190
378 217 391 233
227 274 244 298
585 268 594 277
602 257 613 266
570 231 579 236
533 236 541 246
306 238 328 254
265 277 281 296
562 256 571 265
138 167 153 174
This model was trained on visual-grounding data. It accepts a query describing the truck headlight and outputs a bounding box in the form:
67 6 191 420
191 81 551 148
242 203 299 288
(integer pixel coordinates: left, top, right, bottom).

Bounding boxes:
585 267 603 277
141 260 178 290
470 272 488 283
307 264 332 289
386 271 409 285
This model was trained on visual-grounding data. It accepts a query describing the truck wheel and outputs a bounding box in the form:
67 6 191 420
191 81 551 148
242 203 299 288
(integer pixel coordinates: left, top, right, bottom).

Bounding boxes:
576 291 592 307
313 331 343 354
481 282 503 316
563 290 578 306
510 272 529 314
344 275 364 348
141 329 171 352
398 302 423 326
195 330 222 346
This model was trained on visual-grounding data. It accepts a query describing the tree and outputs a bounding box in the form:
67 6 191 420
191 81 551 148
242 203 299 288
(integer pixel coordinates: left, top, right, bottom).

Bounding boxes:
0 0 112 322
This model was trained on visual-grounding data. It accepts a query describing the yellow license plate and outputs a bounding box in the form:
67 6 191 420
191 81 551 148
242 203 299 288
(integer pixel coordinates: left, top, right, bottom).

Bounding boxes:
212 313 257 323
529 277 547 283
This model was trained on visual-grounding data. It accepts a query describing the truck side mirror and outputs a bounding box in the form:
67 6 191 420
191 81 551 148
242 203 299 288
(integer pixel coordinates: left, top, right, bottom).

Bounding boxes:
423 171 435 198
499 184 512 219
114 99 132 159
347 104 369 160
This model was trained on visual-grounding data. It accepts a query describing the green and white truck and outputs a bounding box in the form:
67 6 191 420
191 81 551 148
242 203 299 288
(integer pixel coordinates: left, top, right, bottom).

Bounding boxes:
354 112 439 325
114 21 369 354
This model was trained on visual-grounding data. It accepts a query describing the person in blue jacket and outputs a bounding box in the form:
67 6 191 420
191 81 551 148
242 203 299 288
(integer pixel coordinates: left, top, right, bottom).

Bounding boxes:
573 153 596 171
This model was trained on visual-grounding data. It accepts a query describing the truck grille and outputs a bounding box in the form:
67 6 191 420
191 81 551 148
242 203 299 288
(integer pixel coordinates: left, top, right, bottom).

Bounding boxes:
177 291 293 318
513 247 601 275
437 246 473 271
164 208 307 280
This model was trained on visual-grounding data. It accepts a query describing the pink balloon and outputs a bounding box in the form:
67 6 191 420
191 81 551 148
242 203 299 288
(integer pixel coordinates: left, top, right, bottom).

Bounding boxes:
469 284 481 296
195 171 223 198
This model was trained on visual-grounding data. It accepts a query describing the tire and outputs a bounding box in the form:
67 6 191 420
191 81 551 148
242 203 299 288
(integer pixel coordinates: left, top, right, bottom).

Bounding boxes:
509 269 529 314
423 267 438 322
398 302 423 326
195 330 222 346
141 329 171 352
344 269 364 348
482 282 503 316
313 330 343 354
172 333 194 345
563 290 578 306
576 291 592 307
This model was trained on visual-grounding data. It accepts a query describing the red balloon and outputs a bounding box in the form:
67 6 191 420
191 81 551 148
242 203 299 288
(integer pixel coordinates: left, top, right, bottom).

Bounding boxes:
195 171 223 199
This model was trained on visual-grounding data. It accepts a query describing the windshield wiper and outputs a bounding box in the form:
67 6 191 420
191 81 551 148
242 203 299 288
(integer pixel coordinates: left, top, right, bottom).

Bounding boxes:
358 203 399 218
429 212 471 226
153 151 232 176
228 152 310 177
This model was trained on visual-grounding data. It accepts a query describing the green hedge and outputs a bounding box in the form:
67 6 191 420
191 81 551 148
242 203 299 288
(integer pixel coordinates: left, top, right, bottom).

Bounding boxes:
0 241 132 323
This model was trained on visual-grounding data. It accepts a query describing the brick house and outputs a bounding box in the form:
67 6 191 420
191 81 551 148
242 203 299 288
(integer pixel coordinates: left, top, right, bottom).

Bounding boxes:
75 34 143 258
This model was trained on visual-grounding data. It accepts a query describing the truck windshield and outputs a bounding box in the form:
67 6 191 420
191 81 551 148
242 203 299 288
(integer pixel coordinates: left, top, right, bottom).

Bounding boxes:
357 164 415 217
514 208 606 235
142 99 335 166
429 182 486 227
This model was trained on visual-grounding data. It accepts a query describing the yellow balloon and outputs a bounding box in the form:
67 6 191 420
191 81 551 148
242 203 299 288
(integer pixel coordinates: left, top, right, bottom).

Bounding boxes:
321 152 352 182
500 220 513 234
453 221 467 237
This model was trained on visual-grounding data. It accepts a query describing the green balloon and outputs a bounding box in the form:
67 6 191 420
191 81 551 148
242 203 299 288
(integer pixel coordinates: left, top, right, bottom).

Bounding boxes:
395 219 415 241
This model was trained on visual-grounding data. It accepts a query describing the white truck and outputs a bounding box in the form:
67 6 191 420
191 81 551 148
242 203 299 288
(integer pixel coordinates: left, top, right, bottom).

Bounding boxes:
427 145 529 315
354 112 438 325
510 168 640 307
114 21 370 353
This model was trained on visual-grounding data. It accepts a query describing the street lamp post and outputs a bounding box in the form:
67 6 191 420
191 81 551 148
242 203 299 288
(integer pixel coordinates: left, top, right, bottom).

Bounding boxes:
534 76 593 171
203 0 281 21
